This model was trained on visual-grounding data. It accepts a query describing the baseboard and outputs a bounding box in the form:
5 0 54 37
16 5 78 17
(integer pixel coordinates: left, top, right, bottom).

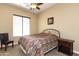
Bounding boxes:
73 50 79 55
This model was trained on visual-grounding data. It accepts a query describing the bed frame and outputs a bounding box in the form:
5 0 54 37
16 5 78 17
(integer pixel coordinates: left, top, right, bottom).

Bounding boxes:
42 29 60 54
43 29 60 39
19 28 60 55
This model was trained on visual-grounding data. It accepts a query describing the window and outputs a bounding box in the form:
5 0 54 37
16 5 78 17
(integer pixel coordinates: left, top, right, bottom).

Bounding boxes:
13 15 30 36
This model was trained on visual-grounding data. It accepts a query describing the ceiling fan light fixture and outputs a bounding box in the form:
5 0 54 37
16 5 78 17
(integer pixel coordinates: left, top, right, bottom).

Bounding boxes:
31 3 37 9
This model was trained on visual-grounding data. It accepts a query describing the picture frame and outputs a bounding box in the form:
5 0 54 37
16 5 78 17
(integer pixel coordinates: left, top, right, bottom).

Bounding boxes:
47 17 54 25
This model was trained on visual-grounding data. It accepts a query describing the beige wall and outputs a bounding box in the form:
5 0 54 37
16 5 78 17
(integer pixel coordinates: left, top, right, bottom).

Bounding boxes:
38 4 79 52
0 4 38 43
0 3 79 53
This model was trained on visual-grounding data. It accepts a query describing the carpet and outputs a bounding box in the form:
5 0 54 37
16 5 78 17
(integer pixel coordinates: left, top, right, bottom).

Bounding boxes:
0 45 79 56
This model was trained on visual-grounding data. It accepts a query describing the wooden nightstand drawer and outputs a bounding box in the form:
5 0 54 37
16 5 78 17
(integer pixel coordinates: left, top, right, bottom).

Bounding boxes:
58 39 74 56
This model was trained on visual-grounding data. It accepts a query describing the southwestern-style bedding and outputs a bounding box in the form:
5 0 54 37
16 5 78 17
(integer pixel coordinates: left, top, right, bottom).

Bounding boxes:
18 29 60 56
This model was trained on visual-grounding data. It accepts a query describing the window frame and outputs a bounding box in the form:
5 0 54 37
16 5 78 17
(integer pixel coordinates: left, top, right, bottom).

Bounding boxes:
13 14 30 36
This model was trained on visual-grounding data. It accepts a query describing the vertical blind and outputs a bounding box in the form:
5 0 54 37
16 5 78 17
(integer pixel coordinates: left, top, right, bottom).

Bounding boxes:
13 15 30 36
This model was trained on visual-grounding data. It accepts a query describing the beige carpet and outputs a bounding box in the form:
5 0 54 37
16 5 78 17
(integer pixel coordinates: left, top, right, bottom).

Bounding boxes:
0 45 79 56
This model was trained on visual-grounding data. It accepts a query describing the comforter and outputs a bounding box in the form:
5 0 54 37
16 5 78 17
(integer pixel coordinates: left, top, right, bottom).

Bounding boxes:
18 33 58 56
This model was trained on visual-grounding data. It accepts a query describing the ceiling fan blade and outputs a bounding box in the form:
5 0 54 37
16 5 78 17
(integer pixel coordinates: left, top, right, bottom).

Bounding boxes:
37 3 43 6
36 7 40 10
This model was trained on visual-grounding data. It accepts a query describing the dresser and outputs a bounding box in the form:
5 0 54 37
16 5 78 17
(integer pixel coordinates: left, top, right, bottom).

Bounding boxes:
58 38 74 56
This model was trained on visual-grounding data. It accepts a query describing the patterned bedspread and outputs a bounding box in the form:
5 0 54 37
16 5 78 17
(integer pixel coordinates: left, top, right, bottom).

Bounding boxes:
18 33 58 56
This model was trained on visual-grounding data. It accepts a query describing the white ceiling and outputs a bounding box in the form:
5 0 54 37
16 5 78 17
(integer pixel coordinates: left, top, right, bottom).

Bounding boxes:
0 3 56 14
11 3 56 14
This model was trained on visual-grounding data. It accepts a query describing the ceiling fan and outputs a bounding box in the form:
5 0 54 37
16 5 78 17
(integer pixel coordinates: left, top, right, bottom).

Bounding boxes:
30 3 43 10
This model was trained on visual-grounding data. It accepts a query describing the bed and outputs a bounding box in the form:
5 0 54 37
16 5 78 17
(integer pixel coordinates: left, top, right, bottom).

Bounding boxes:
18 29 60 56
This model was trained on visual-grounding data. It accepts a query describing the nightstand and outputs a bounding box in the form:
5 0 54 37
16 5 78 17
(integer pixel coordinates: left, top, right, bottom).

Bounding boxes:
58 38 74 56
